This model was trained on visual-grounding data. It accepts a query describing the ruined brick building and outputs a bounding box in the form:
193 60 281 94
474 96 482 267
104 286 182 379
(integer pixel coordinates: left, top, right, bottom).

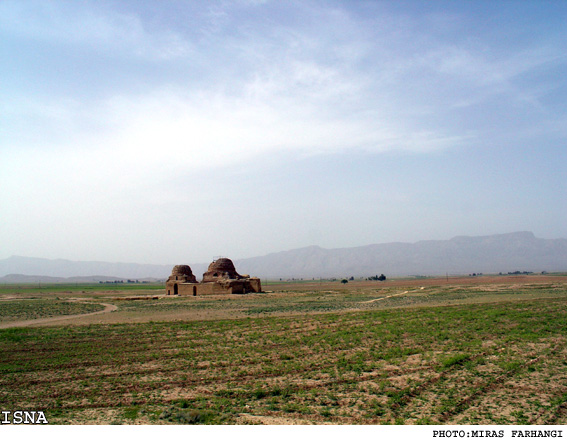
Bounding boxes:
166 257 261 296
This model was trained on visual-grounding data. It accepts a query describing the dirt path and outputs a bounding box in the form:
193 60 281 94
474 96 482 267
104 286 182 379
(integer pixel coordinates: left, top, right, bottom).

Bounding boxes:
0 303 118 329
361 287 425 303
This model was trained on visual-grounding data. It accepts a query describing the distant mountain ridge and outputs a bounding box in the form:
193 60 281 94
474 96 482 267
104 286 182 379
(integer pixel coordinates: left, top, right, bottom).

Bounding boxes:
1 232 566 282
0 274 161 284
0 256 177 282
234 231 567 278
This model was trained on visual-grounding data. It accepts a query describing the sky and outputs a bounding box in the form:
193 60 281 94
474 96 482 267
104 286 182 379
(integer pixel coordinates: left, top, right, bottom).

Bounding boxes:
1 0 566 265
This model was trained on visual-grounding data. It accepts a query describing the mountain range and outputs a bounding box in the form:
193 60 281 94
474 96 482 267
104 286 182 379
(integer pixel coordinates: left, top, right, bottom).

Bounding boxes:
1 232 566 283
236 231 567 279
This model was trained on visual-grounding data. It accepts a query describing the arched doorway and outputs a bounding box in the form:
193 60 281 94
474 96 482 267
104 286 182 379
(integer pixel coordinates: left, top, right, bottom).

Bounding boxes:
174 283 178 295
193 286 197 296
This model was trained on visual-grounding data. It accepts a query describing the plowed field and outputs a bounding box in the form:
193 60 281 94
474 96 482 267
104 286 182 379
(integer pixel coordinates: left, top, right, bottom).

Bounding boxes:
1 276 566 424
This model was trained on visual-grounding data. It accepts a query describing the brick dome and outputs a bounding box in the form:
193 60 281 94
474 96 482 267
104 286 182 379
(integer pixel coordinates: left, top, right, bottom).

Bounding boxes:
202 258 241 282
168 264 197 283
171 265 195 277
165 256 261 295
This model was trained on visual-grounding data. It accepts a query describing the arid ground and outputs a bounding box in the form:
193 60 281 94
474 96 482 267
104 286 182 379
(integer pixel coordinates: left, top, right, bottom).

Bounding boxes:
1 274 567 424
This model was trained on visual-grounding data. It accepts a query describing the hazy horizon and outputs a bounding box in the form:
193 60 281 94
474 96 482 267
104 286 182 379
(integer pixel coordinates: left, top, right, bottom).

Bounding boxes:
2 230 565 265
2 1 566 265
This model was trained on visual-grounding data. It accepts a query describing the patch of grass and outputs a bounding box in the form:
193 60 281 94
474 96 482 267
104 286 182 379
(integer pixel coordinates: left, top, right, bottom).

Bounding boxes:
123 406 140 420
386 388 412 407
440 353 472 369
253 388 267 399
0 328 28 342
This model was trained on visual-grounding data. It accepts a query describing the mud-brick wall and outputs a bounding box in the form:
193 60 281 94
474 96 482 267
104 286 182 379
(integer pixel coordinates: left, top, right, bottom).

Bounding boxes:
245 278 262 293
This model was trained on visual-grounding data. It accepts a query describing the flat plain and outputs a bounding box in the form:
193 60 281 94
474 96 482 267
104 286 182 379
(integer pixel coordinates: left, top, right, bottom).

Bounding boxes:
1 275 567 424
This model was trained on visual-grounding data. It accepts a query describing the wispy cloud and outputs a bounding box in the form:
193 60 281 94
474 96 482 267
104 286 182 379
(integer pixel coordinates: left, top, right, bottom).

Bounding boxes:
0 0 193 60
1 2 483 167
2 1 567 262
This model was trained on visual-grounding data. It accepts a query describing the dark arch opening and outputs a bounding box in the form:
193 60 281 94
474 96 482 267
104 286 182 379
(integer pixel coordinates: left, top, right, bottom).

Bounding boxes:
174 283 178 295
193 286 197 296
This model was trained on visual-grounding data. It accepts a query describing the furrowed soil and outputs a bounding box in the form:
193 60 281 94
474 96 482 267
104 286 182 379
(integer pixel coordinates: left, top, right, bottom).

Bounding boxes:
1 275 567 425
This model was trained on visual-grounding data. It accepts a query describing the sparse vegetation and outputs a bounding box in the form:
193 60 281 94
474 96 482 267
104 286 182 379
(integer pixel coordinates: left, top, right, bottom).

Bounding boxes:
0 300 105 323
0 283 164 295
1 277 566 424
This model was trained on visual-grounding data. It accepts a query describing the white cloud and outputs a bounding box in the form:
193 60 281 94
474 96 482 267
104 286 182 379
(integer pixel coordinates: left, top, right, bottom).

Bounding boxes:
4 1 563 181
69 77 465 177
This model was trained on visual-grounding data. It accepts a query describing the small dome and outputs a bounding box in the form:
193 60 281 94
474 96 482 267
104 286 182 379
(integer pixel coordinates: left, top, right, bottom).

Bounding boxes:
171 265 195 277
168 264 198 284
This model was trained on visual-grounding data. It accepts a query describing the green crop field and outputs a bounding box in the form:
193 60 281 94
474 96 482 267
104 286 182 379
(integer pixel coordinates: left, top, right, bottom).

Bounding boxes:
1 278 567 425
0 299 105 323
0 283 164 295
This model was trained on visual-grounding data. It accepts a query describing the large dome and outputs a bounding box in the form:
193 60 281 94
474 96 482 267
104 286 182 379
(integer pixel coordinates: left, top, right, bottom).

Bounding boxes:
202 258 241 282
207 258 236 274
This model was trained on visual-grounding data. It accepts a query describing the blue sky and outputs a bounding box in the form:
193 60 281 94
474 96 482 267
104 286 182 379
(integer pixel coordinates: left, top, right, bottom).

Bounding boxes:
1 0 566 264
